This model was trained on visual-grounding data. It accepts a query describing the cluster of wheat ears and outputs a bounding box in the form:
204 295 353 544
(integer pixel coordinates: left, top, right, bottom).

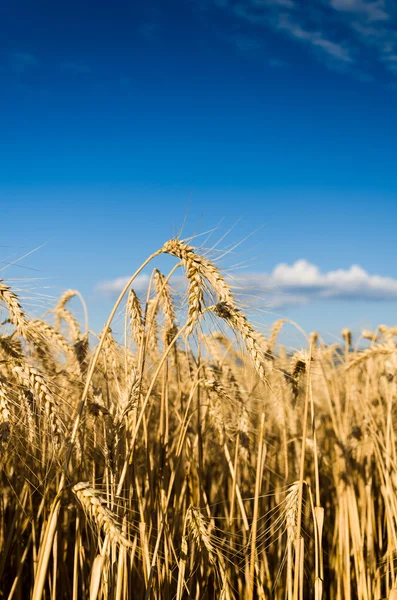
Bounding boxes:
1 236 397 600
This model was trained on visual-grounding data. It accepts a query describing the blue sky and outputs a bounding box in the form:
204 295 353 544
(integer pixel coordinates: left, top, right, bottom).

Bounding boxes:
1 0 397 345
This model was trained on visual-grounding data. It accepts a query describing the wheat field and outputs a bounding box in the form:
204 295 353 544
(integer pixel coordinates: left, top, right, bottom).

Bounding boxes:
0 236 396 599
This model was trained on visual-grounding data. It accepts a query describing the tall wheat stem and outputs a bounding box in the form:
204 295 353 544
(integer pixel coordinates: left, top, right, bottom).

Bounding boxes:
248 412 266 600
293 341 313 600
32 249 162 600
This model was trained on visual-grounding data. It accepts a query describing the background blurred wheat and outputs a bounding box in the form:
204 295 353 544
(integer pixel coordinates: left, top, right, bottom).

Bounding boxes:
1 238 397 600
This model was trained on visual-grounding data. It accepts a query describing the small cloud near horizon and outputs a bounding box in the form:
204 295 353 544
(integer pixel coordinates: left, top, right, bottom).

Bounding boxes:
96 260 397 308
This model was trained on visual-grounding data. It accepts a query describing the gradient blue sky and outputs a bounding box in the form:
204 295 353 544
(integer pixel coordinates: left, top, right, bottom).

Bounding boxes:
1 0 397 344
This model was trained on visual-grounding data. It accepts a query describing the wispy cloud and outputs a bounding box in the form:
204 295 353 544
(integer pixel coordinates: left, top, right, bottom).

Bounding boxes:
96 261 397 308
276 14 354 63
206 0 397 79
330 0 389 22
97 273 189 298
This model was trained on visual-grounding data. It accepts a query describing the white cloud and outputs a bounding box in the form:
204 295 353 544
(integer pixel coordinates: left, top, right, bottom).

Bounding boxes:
97 273 187 296
312 38 353 62
207 0 397 78
330 0 389 22
277 16 354 62
97 261 397 307
97 274 152 295
239 260 397 303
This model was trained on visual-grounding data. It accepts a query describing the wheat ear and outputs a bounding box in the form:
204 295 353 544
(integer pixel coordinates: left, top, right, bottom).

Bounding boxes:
0 280 29 337
269 318 286 354
213 302 273 383
0 376 11 447
0 334 23 359
126 289 145 345
27 319 80 373
285 482 300 541
346 344 397 370
162 238 234 304
54 288 87 335
73 482 132 550
14 363 63 446
153 269 178 343
186 506 216 564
